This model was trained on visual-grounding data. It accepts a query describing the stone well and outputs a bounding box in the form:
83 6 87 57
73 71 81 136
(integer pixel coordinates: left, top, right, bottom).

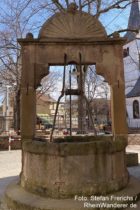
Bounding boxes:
21 135 128 199
5 5 131 210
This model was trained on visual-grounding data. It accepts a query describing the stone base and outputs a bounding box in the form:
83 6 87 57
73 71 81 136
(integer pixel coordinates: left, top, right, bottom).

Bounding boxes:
126 152 139 167
5 176 140 210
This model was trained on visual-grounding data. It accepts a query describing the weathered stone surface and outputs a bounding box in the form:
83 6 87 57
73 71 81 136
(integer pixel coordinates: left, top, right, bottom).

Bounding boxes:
20 136 128 198
23 135 127 155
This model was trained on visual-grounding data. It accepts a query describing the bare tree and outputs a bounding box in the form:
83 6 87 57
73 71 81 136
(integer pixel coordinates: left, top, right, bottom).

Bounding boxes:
85 65 110 126
51 0 131 16
0 0 54 131
85 66 110 99
36 70 63 98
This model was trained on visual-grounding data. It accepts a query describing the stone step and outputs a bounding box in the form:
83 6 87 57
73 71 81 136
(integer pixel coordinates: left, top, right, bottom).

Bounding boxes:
126 152 139 167
5 176 140 210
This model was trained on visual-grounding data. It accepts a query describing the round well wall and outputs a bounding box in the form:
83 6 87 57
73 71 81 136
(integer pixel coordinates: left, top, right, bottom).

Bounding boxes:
21 136 128 198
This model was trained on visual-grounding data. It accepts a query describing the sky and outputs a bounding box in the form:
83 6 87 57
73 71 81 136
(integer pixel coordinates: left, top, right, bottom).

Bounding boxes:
100 4 131 35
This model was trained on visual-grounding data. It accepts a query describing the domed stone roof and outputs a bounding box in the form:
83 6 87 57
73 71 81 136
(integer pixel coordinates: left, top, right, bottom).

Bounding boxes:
39 4 107 39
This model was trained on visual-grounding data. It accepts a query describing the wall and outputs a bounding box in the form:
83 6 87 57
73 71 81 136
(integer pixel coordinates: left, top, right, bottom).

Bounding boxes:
126 97 140 128
124 39 140 95
0 136 21 150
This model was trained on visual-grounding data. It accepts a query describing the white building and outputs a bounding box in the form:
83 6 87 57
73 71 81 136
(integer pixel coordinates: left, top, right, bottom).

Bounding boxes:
124 0 140 128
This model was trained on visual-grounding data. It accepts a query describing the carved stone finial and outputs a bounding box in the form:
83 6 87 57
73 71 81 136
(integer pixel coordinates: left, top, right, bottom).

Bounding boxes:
67 3 78 13
112 32 120 38
26 33 34 39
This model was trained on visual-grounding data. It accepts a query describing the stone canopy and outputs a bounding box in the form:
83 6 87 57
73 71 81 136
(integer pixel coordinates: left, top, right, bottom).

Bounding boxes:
18 4 128 140
39 8 107 39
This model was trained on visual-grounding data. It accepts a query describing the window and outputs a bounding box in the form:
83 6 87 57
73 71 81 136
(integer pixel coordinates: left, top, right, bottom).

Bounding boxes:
133 100 140 119
123 47 129 58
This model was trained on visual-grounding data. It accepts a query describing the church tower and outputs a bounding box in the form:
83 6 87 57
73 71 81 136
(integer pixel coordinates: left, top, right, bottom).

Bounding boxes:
124 0 140 41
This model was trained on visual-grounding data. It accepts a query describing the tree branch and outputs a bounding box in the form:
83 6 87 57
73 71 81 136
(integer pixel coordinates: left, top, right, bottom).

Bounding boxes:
108 29 139 37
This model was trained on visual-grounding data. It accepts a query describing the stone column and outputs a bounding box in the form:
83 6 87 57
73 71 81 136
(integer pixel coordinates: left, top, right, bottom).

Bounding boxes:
20 87 36 139
110 83 128 135
97 44 128 136
110 45 128 135
20 45 36 140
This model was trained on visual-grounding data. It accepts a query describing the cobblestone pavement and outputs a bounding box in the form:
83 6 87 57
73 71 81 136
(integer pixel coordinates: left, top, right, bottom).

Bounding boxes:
0 147 140 209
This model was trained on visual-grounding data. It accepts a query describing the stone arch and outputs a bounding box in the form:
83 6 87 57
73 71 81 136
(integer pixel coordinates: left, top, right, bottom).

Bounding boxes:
19 5 127 139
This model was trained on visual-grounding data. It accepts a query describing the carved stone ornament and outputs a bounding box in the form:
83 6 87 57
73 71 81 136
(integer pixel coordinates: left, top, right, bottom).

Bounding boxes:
39 9 107 39
67 3 78 13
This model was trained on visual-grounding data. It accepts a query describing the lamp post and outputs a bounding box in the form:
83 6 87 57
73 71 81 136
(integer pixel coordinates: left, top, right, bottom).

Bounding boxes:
69 69 72 136
5 85 9 132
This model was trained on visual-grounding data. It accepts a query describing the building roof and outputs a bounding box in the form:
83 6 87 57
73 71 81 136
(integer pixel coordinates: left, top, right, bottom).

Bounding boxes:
126 76 140 98
36 93 56 103
124 0 140 42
